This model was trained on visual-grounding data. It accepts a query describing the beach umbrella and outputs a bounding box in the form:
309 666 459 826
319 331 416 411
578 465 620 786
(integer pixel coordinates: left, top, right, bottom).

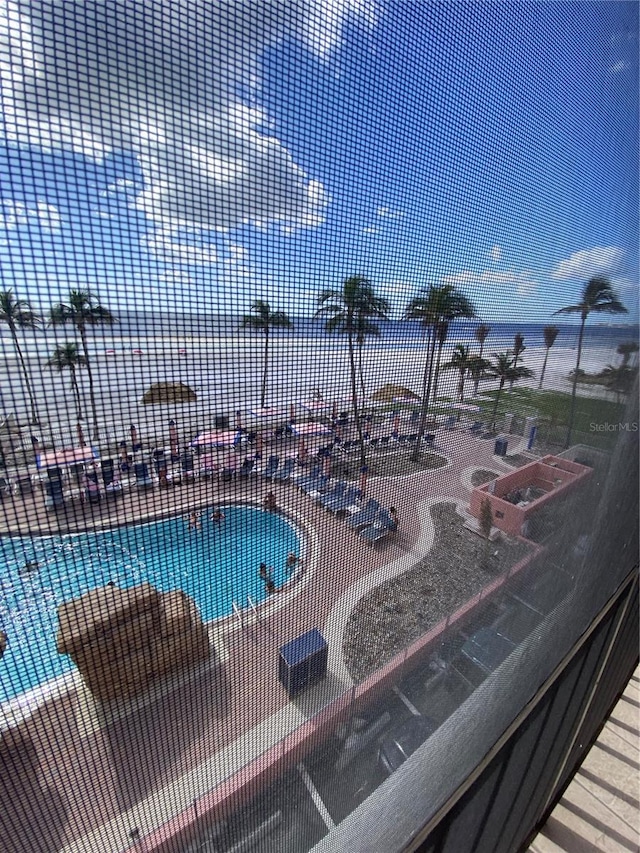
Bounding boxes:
392 414 401 436
141 382 197 405
371 383 420 403
130 424 138 446
169 419 179 457
76 423 86 448
36 446 98 470
235 410 243 430
298 436 308 464
289 403 296 423
191 430 236 448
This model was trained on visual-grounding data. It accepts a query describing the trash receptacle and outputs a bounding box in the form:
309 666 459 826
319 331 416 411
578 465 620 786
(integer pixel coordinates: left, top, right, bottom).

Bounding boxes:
278 629 328 698
494 437 508 457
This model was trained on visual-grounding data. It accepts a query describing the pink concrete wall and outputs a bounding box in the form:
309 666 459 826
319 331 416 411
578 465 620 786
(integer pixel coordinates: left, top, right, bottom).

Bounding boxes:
469 456 592 538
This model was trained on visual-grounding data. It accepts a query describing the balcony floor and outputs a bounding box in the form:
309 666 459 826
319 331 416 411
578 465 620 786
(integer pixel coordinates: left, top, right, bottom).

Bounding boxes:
529 665 640 853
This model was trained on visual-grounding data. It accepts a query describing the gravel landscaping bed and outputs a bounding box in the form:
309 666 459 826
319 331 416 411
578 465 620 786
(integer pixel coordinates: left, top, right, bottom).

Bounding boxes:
343 502 532 682
470 469 500 486
502 453 537 468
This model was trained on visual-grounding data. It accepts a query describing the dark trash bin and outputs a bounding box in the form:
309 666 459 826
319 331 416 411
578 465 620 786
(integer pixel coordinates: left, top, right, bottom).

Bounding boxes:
494 437 508 457
214 414 229 430
278 629 328 698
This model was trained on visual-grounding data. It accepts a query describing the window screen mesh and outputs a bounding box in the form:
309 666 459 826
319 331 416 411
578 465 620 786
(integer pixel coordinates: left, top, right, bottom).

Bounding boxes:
0 2 637 852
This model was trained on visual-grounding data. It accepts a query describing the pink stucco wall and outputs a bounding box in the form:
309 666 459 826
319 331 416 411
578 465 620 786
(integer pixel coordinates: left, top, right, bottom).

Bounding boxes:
469 455 592 538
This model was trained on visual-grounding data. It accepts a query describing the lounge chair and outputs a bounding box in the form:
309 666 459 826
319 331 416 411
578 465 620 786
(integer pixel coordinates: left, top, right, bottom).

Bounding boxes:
347 498 381 529
325 485 362 515
305 474 331 499
0 476 13 499
272 457 296 482
134 462 153 489
424 433 436 448
295 464 320 490
237 458 255 478
319 481 346 508
359 509 398 545
262 455 280 479
379 436 391 449
469 421 483 434
369 437 380 451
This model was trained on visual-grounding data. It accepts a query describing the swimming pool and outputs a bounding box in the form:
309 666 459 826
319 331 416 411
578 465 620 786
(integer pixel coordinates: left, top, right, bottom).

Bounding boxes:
0 505 300 705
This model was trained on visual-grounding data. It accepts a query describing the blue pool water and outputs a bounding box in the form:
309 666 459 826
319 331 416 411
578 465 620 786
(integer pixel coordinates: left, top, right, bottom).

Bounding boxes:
0 505 299 705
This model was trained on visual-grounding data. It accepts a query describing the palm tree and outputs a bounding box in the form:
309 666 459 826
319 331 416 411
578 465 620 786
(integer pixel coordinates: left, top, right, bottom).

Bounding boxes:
473 323 491 395
442 344 472 403
241 300 292 408
47 343 87 422
0 290 41 425
49 290 116 441
616 341 639 369
316 275 389 467
510 332 526 390
355 315 384 400
538 325 560 389
405 284 476 458
487 352 534 431
553 277 627 447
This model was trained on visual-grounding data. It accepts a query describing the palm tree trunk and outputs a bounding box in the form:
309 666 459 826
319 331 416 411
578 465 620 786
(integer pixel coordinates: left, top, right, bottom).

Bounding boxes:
538 347 550 389
491 378 505 431
358 339 366 401
565 318 586 448
412 330 438 461
474 342 484 395
79 325 99 442
261 328 269 408
431 337 445 404
70 368 83 421
9 324 39 425
348 329 366 468
458 369 465 403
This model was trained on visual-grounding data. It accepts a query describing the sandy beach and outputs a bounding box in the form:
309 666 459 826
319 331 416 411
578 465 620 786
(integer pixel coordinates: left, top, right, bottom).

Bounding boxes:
0 324 633 455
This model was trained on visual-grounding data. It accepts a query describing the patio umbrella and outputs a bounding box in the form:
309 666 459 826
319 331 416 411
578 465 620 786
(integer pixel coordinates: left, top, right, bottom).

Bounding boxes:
191 430 236 448
235 410 243 430
298 436 308 464
371 383 420 403
141 382 197 405
36 446 98 470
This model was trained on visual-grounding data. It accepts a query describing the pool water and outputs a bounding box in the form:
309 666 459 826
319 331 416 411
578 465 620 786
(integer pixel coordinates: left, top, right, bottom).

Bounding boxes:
0 505 299 705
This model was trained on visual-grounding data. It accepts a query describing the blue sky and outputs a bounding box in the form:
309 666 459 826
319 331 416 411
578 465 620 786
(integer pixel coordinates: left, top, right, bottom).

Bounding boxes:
0 0 637 323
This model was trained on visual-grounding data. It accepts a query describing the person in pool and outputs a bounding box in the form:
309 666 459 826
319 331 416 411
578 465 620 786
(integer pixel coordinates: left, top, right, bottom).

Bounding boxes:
188 511 201 531
211 507 225 522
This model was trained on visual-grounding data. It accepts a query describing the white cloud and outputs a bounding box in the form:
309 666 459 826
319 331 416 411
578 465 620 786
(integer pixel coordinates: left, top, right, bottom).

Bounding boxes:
609 60 629 74
144 230 219 265
443 268 539 297
552 246 625 280
490 245 502 262
0 198 61 232
362 225 379 235
0 1 370 233
376 205 405 219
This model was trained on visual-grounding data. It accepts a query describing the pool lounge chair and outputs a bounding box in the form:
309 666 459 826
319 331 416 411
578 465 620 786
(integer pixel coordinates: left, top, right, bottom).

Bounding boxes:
294 464 320 489
305 475 331 499
262 455 280 479
272 457 296 482
347 498 381 529
134 462 154 489
469 421 484 435
325 485 362 515
359 509 398 545
319 481 346 508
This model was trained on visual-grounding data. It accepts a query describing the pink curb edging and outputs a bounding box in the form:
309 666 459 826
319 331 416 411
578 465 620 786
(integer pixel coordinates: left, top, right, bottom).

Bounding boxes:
130 545 541 852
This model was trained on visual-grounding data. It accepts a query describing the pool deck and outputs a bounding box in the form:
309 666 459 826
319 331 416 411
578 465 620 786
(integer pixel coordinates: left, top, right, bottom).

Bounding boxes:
0 428 526 853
